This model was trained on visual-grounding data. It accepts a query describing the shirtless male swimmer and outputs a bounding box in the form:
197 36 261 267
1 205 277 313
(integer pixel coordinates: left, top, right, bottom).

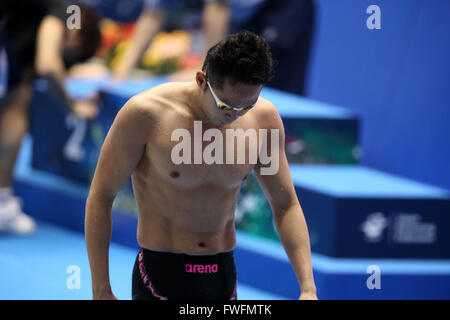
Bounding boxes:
85 31 317 300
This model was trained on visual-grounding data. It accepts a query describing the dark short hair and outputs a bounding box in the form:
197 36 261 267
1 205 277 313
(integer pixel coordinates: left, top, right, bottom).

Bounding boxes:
77 3 101 61
202 31 276 88
63 3 101 67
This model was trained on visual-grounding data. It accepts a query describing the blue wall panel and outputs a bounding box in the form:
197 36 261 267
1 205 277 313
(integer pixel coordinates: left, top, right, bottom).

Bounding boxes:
307 0 450 190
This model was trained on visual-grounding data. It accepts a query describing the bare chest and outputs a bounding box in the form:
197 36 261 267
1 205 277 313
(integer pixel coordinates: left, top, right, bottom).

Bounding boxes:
146 120 261 189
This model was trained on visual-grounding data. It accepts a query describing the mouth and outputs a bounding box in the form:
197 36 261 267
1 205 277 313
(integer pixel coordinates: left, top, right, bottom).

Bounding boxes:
215 118 227 126
225 114 236 122
215 114 236 126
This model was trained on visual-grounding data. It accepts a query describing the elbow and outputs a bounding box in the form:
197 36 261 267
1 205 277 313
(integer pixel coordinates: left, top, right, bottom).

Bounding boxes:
86 191 115 209
272 200 299 217
35 53 65 78
35 63 51 76
35 63 60 78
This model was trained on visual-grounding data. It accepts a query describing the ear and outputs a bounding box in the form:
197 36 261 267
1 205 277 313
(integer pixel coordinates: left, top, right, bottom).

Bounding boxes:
195 71 206 88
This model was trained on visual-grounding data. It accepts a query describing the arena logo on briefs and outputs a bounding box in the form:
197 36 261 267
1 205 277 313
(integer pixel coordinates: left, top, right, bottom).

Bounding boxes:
171 121 280 175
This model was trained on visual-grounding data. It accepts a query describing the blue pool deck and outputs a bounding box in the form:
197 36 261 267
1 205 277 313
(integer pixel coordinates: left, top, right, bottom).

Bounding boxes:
0 222 286 300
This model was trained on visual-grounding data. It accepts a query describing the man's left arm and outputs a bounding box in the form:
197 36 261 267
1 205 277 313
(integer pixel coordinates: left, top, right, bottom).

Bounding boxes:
254 102 317 300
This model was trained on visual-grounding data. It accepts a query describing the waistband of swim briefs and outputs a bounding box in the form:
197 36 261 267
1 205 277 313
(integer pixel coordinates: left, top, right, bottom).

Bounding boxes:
140 247 235 263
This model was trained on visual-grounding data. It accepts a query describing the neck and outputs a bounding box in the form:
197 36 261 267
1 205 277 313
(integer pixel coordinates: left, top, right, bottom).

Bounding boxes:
186 81 216 126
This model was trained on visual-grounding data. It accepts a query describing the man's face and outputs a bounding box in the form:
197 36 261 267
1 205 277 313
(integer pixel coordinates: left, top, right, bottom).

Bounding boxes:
206 77 263 125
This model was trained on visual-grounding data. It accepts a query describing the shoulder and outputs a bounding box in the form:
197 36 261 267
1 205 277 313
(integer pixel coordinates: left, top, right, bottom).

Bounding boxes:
252 97 284 130
114 91 162 134
118 82 190 128
122 83 177 119
120 94 158 123
257 97 278 114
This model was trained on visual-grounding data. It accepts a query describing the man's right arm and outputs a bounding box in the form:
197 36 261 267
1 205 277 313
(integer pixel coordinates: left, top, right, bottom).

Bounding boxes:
85 97 153 299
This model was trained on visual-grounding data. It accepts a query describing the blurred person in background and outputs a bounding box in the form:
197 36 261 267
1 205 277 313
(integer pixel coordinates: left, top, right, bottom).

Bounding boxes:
234 0 315 95
113 0 315 96
0 0 101 234
113 0 230 81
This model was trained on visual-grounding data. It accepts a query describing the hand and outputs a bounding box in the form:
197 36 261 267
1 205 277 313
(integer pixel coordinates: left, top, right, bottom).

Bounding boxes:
299 291 318 300
111 67 129 83
71 95 100 119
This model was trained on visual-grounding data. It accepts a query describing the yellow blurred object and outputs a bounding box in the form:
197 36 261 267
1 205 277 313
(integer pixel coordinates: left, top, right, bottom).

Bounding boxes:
142 30 192 69
110 40 130 71
116 40 130 53
103 24 193 75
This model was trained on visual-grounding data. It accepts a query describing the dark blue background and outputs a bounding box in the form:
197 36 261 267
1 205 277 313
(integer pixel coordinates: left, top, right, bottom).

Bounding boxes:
307 0 450 190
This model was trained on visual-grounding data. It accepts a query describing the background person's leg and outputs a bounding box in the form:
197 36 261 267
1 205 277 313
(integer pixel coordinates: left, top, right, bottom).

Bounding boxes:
0 83 31 187
0 82 36 234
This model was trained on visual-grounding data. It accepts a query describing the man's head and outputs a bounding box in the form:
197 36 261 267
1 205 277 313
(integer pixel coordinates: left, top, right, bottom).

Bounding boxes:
196 31 276 125
62 3 102 68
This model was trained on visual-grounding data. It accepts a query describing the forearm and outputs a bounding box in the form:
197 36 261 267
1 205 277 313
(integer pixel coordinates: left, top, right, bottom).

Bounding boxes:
274 204 316 294
85 195 114 297
36 59 66 85
35 16 66 84
202 1 230 53
114 10 165 80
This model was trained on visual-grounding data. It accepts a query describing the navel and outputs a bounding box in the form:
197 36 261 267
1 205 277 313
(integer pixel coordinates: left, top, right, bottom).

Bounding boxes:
170 171 180 178
198 242 206 248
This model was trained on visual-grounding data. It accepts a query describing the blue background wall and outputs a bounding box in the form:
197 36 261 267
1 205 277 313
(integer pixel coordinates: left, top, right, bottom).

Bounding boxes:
306 0 450 190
